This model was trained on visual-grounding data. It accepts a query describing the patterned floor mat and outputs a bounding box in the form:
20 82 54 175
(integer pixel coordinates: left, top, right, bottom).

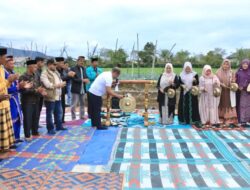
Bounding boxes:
209 130 250 162
0 126 95 171
211 129 250 141
109 128 250 189
110 162 250 189
0 168 124 190
119 128 208 142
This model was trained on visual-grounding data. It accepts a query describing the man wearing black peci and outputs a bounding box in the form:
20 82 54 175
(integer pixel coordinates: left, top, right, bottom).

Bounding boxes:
55 57 75 123
19 60 47 141
70 56 89 120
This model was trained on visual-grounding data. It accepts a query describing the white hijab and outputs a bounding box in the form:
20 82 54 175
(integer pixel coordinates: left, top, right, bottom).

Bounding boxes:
180 62 197 94
160 63 176 89
202 65 214 78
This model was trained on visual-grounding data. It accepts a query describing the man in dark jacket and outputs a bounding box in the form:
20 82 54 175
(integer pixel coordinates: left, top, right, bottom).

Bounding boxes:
55 57 75 123
70 56 89 120
35 57 45 127
19 60 47 140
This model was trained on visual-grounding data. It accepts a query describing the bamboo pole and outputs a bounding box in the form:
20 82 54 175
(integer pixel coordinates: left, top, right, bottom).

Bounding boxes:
151 40 157 79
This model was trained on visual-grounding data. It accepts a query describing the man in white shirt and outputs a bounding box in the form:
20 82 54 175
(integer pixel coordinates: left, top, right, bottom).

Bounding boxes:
88 67 123 130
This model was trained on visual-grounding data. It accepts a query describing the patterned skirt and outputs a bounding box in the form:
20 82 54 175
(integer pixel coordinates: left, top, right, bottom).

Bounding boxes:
0 108 15 150
219 107 238 124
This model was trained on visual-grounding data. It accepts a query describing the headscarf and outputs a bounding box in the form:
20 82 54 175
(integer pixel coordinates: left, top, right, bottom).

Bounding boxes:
202 65 213 78
216 59 232 86
180 61 197 94
236 59 250 88
160 63 176 89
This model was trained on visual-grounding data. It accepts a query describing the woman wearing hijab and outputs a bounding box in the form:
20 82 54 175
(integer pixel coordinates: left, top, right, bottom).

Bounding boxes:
178 62 200 124
236 59 250 124
216 59 238 125
199 65 220 126
157 63 179 125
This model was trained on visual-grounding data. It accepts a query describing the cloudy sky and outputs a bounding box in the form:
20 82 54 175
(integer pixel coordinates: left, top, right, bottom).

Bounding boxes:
0 0 250 57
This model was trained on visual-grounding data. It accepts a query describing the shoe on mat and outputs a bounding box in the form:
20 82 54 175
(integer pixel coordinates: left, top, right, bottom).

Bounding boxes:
32 132 40 136
10 145 17 149
56 127 67 131
97 126 108 130
15 139 24 143
48 130 56 135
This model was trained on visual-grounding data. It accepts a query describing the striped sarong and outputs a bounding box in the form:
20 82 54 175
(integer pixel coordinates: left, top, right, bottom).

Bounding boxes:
0 108 15 150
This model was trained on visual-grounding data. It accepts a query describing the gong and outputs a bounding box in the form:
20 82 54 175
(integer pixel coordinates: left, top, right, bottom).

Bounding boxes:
119 93 136 112
191 86 199 96
213 86 222 97
230 83 238 92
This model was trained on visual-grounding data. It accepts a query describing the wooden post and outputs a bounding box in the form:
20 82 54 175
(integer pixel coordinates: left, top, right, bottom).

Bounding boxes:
105 95 111 126
144 83 149 126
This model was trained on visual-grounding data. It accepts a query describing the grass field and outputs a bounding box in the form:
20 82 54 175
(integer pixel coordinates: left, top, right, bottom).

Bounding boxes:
104 67 204 75
14 67 205 80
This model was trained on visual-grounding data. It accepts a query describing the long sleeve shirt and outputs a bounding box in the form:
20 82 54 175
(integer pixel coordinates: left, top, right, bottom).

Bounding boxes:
0 65 10 109
86 66 103 91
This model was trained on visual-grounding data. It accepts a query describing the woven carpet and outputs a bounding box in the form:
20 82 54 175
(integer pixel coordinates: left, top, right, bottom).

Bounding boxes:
209 129 250 162
109 128 250 189
0 168 124 190
0 126 95 171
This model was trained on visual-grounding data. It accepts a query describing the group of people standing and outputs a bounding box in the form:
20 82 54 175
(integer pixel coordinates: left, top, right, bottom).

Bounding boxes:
0 47 123 158
1 45 250 158
157 59 250 127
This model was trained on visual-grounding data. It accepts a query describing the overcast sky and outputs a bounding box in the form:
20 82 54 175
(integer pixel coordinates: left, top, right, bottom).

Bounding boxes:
0 0 250 57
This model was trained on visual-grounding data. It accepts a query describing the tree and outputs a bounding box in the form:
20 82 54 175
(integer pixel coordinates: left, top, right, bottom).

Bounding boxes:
138 42 156 67
199 49 224 67
65 56 76 67
172 50 190 66
229 48 250 67
107 48 128 66
160 49 172 63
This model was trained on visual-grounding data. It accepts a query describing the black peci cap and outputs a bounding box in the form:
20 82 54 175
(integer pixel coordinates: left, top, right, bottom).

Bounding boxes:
26 60 37 66
55 57 65 62
6 55 13 59
0 48 7 56
91 57 99 62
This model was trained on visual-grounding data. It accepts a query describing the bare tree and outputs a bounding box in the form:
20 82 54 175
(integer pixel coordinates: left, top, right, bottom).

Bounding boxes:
92 43 98 57
60 43 69 58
